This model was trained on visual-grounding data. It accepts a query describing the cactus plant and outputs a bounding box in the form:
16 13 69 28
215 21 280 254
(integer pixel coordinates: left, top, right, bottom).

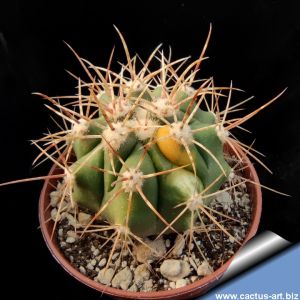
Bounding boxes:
0 26 287 276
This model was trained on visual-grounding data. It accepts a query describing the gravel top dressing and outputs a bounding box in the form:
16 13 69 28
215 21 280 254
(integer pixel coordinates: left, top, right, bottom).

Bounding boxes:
51 156 252 292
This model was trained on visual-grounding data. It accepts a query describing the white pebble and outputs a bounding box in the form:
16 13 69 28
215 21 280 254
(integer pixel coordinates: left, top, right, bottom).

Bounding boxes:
79 266 86 275
78 212 92 225
66 237 76 244
60 242 66 247
128 284 138 292
98 258 107 267
51 208 60 221
97 268 114 285
165 239 171 248
112 267 132 290
90 259 97 266
160 259 190 281
93 249 100 256
169 282 176 289
112 252 119 260
142 279 153 291
134 264 150 286
176 279 187 288
58 228 63 237
197 261 212 276
67 231 77 238
87 263 94 270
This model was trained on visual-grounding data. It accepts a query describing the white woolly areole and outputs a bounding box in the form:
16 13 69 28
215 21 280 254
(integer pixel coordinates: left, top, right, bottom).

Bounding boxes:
181 85 196 97
152 97 175 118
117 225 130 235
72 119 89 137
96 90 105 101
135 107 148 120
129 110 159 141
135 118 158 141
101 122 129 151
216 124 229 143
121 168 144 192
228 169 235 181
170 122 193 145
64 170 75 188
124 79 145 94
107 97 132 119
188 194 203 211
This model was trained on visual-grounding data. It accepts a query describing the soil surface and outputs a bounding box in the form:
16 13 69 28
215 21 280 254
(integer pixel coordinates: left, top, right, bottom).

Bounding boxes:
51 157 252 292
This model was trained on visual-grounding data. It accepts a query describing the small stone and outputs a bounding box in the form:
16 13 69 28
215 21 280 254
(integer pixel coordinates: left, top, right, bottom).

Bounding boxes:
78 212 92 225
134 264 150 286
121 261 127 268
189 243 194 250
135 238 166 263
97 268 114 285
93 249 100 256
142 279 153 291
91 245 96 252
216 191 233 207
66 237 76 244
169 282 176 289
87 263 94 270
165 239 171 248
190 276 198 283
176 279 187 288
172 235 185 257
114 258 121 268
197 261 212 276
58 228 63 237
90 259 97 266
79 266 86 275
189 257 198 271
112 267 132 290
60 241 66 247
160 259 190 281
66 213 77 227
128 284 138 292
50 191 59 207
98 258 107 267
112 252 119 260
67 230 77 238
51 208 60 221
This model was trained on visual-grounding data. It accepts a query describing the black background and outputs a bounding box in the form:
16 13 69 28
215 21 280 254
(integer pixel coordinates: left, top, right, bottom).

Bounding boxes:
1 0 300 299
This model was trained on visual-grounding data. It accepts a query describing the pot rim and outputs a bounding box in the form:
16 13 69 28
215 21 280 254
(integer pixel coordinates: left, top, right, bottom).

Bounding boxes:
39 147 262 300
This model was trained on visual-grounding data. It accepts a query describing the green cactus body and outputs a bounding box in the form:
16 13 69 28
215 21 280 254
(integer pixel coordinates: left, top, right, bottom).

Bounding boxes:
103 133 137 193
148 144 204 232
71 145 104 211
41 27 245 242
67 84 231 237
73 117 106 159
102 144 158 237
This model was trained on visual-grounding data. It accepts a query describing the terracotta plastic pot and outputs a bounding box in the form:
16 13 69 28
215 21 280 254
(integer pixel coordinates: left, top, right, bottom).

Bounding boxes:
39 146 262 300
